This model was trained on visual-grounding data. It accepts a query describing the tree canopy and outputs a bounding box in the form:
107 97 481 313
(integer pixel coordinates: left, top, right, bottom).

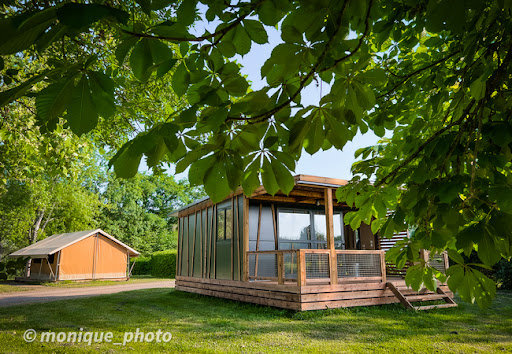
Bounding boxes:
1 0 511 307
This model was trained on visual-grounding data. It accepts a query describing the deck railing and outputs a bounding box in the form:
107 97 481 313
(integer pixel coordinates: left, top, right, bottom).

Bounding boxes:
246 249 387 286
385 250 450 277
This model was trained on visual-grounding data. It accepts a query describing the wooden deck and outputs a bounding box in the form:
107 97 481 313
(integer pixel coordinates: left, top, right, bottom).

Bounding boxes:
175 276 454 311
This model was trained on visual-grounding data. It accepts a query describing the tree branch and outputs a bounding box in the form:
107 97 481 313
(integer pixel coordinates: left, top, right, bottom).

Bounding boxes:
321 0 374 72
228 0 362 123
375 99 476 187
377 51 461 99
121 2 258 43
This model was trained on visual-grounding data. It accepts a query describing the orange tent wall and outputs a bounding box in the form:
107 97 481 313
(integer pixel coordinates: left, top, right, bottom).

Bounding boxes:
57 233 128 281
58 235 95 280
94 234 128 279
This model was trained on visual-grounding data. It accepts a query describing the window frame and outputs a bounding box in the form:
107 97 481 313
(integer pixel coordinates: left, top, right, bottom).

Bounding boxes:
277 206 345 250
216 203 233 242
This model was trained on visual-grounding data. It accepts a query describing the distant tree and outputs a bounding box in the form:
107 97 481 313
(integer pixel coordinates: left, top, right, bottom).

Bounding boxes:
0 181 100 257
99 173 204 255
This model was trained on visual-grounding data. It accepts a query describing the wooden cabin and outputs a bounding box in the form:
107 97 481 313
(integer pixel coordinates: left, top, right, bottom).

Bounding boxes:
172 175 455 311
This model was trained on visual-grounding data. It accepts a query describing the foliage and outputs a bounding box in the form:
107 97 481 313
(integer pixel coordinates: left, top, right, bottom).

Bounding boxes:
99 173 203 255
0 179 101 256
0 257 26 280
131 250 177 278
130 255 151 276
1 0 512 306
496 260 512 290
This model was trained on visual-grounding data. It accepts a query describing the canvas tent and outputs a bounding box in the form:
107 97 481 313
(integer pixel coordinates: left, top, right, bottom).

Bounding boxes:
9 229 139 281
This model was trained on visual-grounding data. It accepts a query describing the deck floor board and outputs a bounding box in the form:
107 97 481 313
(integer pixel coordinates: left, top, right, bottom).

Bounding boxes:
176 276 454 311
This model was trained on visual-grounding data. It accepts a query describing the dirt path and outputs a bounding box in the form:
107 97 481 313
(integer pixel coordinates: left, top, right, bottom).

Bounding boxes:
0 280 175 307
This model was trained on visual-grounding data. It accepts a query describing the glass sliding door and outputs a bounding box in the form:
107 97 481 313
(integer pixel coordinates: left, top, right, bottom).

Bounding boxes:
313 212 345 249
278 210 312 250
277 208 345 250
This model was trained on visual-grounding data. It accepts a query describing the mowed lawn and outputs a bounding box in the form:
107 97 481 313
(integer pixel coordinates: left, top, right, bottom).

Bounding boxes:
0 288 510 353
0 276 169 293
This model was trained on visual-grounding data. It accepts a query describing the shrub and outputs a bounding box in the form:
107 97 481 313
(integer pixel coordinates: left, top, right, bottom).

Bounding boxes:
496 259 512 290
0 257 28 280
130 256 151 276
149 250 177 278
130 250 176 278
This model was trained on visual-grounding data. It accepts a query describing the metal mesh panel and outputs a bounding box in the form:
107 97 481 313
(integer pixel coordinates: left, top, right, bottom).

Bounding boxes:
337 253 381 278
429 253 446 273
305 253 330 279
248 253 277 278
284 252 297 280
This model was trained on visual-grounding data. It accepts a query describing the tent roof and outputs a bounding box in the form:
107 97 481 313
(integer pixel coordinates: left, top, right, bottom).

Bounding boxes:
9 229 140 258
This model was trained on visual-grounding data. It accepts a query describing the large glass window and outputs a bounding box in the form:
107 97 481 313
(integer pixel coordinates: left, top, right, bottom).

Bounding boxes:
313 213 344 249
217 207 232 241
278 209 345 249
278 211 311 241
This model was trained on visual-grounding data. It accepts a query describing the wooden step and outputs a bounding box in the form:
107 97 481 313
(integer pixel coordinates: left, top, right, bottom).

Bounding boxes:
406 294 448 302
414 303 458 311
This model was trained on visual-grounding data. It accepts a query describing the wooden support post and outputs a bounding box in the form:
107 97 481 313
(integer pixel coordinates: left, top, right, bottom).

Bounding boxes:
236 196 241 281
442 251 449 273
380 250 387 284
271 204 278 250
46 257 55 280
177 217 181 277
297 250 306 286
187 214 190 277
191 211 197 277
255 203 262 277
231 197 234 280
207 206 214 278
277 252 284 285
324 188 338 285
200 209 204 278
212 205 217 279
126 251 130 280
243 196 250 282
55 251 61 281
420 249 430 263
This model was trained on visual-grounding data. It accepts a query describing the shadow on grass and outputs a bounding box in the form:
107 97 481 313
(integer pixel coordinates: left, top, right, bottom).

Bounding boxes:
0 289 510 351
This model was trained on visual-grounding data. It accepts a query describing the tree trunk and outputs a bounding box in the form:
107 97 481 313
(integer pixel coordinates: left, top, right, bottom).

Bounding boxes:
29 208 45 244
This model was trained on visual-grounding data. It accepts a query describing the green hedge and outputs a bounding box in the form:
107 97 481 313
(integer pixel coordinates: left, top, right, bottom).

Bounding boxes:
131 250 176 278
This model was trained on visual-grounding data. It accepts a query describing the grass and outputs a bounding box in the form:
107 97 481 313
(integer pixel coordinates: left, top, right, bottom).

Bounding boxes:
0 276 170 293
0 288 510 353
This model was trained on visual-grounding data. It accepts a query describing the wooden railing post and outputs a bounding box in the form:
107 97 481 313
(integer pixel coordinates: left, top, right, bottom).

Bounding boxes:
324 188 338 285
442 251 449 273
297 250 306 286
242 196 250 282
420 249 430 263
277 252 284 285
380 250 387 284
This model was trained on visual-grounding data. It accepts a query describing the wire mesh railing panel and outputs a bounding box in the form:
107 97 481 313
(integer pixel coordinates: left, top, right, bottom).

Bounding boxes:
337 253 382 278
284 252 297 280
305 253 330 279
429 253 446 273
248 253 277 279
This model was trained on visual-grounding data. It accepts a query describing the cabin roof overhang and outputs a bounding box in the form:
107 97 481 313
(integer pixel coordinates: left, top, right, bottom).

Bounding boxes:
170 175 350 217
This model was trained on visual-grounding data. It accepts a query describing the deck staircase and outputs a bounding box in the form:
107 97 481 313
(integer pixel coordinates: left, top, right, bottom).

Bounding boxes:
387 282 457 310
